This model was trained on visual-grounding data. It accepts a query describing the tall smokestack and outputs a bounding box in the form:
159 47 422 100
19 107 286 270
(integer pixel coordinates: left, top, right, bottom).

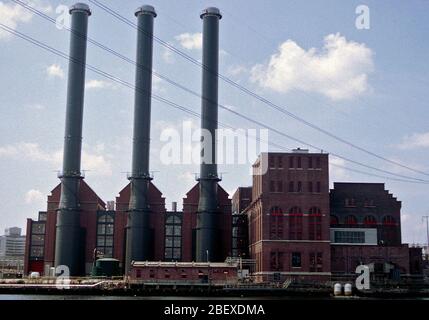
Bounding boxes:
125 5 157 272
55 3 91 276
196 7 222 262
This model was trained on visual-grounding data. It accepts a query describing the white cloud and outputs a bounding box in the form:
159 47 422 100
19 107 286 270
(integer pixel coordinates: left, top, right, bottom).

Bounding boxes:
397 132 429 150
46 63 64 78
162 46 174 63
25 189 44 204
329 156 349 180
0 142 113 176
227 65 248 77
251 33 374 100
85 79 115 90
175 32 202 50
0 1 52 40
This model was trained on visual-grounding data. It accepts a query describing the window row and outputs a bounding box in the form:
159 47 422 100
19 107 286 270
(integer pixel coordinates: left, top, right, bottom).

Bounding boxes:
270 251 323 271
269 181 322 193
344 198 375 207
269 156 322 169
330 215 397 226
270 207 323 240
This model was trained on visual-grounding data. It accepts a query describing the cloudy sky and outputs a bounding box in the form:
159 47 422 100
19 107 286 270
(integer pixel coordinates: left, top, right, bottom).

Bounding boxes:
0 0 428 244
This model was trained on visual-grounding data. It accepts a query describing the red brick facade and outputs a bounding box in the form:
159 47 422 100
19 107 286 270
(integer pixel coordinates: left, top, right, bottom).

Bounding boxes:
331 244 411 274
114 182 166 263
130 261 237 284
182 183 232 262
24 180 105 275
245 151 331 282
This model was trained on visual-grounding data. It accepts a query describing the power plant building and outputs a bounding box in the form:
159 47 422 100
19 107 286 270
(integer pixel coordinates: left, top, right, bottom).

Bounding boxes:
22 3 423 282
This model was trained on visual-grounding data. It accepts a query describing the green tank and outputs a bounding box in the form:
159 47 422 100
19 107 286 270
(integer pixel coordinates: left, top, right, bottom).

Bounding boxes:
91 258 121 277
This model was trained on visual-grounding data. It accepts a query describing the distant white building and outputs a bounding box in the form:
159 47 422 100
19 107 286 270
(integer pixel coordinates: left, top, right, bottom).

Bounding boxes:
0 227 26 258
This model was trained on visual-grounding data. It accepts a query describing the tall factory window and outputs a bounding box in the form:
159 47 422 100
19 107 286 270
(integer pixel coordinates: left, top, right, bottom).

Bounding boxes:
315 157 321 169
289 207 303 240
289 156 294 168
297 157 302 168
308 157 313 169
165 213 182 261
277 181 283 192
29 221 45 259
309 252 323 272
288 181 294 192
345 215 358 226
270 251 283 271
364 215 377 226
232 214 248 257
297 181 302 192
96 212 114 258
278 156 283 168
270 181 275 192
308 181 313 193
269 207 284 240
316 181 321 193
308 207 322 240
269 156 275 169
291 252 301 268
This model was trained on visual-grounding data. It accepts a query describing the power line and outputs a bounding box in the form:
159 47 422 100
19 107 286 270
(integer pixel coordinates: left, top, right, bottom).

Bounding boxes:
4 5 429 184
86 0 429 178
1 22 428 186
10 0 429 183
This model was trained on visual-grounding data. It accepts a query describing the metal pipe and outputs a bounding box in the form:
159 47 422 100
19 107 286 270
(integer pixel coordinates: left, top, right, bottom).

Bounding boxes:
125 5 157 273
54 3 91 276
196 7 222 262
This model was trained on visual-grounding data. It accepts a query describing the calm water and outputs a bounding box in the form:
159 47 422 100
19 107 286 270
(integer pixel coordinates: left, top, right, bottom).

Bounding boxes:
0 295 283 300
1 294 428 300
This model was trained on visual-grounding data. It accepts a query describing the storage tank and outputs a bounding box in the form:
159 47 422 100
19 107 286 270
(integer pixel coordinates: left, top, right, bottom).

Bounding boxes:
333 283 342 296
91 258 121 277
344 283 353 296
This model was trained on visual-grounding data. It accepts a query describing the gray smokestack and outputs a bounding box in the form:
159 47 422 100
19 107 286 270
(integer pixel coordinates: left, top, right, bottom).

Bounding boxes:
196 7 222 262
54 3 91 276
125 5 157 273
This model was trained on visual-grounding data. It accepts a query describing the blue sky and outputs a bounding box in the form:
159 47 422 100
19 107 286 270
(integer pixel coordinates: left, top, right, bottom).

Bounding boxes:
0 0 428 244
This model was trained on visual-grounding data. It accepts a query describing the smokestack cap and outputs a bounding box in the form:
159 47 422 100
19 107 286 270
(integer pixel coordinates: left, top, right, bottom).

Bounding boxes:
200 7 222 19
69 3 91 16
135 5 157 17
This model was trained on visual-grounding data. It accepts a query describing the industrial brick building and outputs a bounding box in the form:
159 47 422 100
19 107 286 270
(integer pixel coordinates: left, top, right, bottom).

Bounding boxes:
22 3 423 283
244 150 331 282
329 182 419 277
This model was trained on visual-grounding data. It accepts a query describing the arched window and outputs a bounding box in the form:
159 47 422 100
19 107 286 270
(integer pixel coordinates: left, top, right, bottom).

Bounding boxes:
383 215 396 226
364 215 377 226
330 215 339 226
309 207 322 240
270 207 283 240
345 215 357 226
289 207 303 240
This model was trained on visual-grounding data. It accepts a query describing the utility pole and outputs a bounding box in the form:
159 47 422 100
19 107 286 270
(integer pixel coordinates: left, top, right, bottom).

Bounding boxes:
423 216 429 255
